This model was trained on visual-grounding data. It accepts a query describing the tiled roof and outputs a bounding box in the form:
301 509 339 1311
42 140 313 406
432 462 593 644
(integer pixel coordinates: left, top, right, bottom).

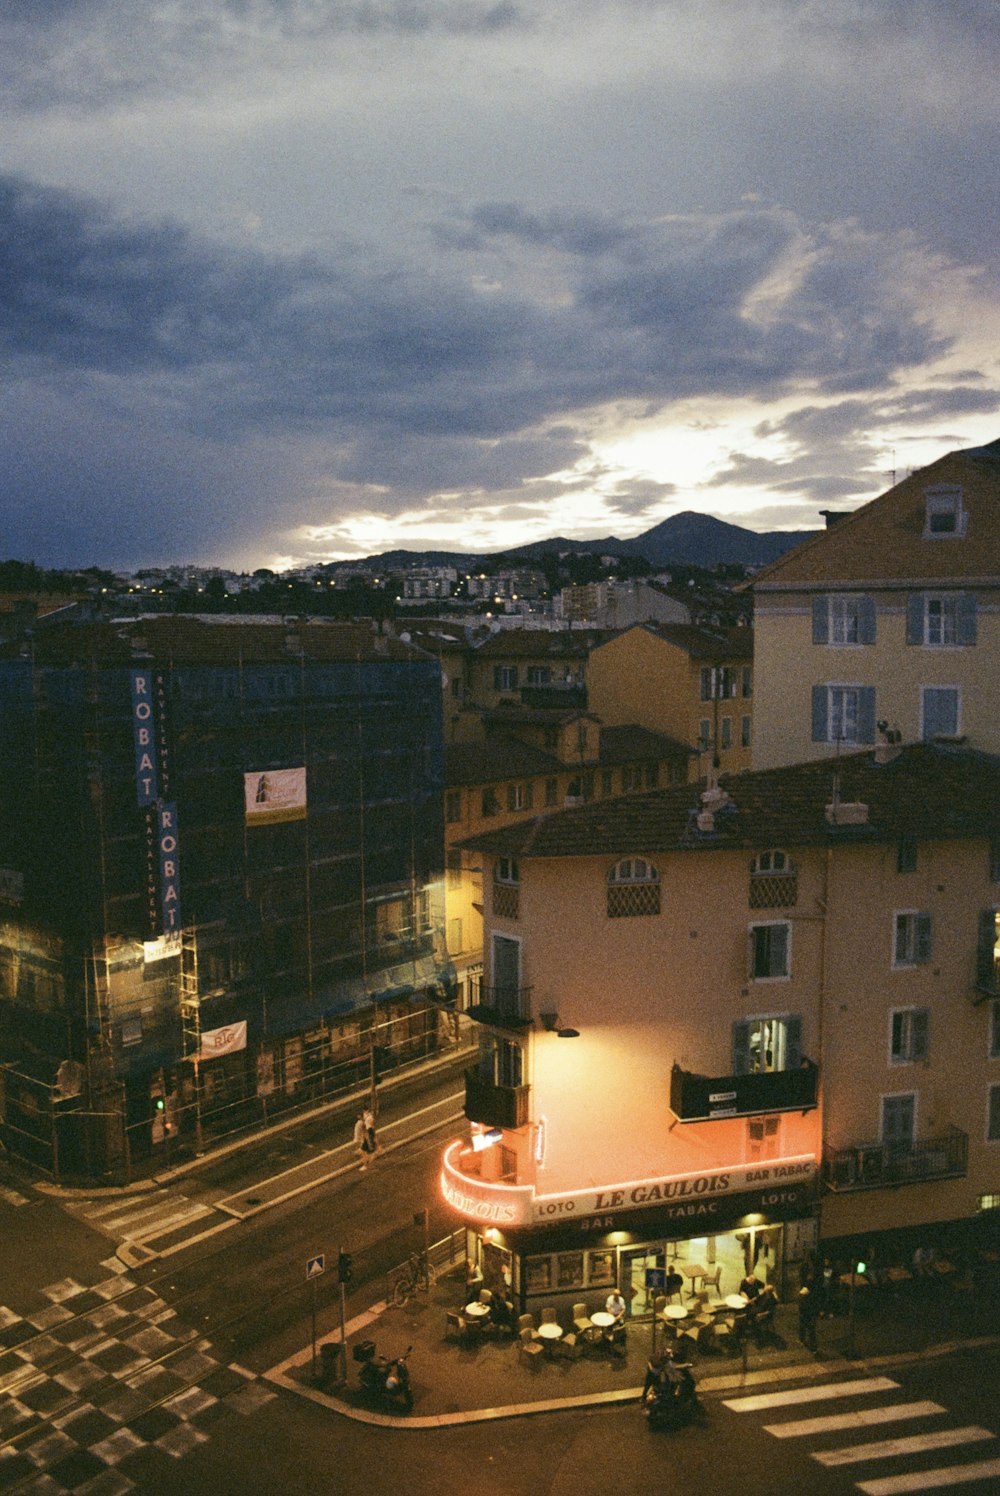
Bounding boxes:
473 628 612 659
458 743 1000 859
751 441 1000 590
5 616 426 666
612 622 754 661
445 737 561 786
597 725 695 763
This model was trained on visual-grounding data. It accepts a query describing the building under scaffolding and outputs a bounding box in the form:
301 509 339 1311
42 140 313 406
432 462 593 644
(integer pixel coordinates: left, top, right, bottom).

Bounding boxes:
0 614 453 1181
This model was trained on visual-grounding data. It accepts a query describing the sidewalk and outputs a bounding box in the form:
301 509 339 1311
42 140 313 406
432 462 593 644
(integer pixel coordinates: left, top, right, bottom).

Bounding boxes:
266 1254 1000 1428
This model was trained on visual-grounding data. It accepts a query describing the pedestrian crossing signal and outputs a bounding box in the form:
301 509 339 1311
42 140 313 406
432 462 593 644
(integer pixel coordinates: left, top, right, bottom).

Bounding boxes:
338 1251 353 1283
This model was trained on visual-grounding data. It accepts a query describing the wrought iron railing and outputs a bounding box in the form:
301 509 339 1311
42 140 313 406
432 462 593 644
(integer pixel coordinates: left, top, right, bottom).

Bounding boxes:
822 1128 968 1192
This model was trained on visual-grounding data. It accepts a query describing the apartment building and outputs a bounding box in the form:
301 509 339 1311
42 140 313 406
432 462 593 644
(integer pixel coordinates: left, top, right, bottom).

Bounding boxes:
439 743 1000 1312
750 439 1000 769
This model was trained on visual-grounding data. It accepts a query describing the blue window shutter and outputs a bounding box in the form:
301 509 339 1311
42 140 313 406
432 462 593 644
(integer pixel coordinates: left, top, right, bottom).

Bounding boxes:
811 685 828 742
916 913 933 962
784 1014 802 1069
772 923 789 975
858 687 877 744
978 910 999 990
906 594 924 645
859 595 876 644
957 592 977 645
911 1009 929 1061
732 1020 752 1074
812 596 828 644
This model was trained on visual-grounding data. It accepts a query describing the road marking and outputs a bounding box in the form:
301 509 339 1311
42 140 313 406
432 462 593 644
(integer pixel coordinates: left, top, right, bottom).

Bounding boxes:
98 1199 211 1234
724 1377 900 1412
857 1457 1000 1494
765 1400 946 1439
814 1426 996 1466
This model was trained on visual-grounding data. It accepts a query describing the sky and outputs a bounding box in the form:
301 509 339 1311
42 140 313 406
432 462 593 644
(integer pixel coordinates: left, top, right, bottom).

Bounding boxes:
3 1 999 573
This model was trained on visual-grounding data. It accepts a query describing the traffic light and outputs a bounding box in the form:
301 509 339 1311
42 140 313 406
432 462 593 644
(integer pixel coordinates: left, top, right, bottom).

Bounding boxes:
338 1250 353 1283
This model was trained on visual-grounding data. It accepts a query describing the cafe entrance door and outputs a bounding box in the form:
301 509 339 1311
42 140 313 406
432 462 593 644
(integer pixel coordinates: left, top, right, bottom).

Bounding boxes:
622 1245 665 1318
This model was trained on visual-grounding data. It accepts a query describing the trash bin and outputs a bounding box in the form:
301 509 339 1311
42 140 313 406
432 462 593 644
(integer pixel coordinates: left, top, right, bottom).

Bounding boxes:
320 1342 340 1376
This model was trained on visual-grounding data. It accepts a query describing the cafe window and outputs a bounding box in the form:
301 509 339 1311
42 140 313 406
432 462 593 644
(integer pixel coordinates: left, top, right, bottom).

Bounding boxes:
607 857 661 918
586 1251 616 1287
524 1256 553 1294
557 1252 585 1289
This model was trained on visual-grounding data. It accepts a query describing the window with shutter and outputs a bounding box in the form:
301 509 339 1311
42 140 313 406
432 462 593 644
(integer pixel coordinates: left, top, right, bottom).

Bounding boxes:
978 910 1000 993
890 1008 929 1063
749 922 790 979
893 910 932 967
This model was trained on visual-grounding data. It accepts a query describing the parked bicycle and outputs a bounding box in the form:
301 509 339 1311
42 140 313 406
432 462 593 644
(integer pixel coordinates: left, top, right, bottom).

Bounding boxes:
390 1250 436 1308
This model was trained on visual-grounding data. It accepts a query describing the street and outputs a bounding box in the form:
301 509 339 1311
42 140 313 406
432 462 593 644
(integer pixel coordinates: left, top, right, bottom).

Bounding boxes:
3 1076 1000 1496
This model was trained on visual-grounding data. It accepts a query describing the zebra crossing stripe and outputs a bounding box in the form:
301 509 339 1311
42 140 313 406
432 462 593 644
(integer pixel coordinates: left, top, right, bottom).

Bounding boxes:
857 1456 1000 1494
764 1400 946 1439
724 1377 900 1413
814 1426 996 1467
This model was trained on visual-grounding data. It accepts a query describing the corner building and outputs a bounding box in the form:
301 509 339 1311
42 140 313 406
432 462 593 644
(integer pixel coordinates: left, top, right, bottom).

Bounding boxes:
440 744 1000 1314
0 616 449 1180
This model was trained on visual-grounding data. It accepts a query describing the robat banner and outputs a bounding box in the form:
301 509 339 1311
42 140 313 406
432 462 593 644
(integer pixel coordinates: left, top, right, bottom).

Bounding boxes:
200 1022 248 1060
244 767 307 825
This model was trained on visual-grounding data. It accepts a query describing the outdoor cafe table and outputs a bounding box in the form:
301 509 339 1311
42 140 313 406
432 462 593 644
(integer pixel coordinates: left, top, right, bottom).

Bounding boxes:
590 1311 616 1330
679 1263 708 1296
664 1304 689 1321
536 1322 564 1356
725 1293 750 1311
464 1301 491 1319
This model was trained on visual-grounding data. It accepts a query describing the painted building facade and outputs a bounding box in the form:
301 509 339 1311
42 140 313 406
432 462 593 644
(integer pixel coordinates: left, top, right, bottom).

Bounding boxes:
440 744 1000 1314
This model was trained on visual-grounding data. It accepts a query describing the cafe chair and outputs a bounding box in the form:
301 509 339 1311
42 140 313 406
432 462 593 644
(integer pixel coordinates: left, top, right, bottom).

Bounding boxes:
518 1312 539 1339
702 1265 723 1295
478 1288 493 1305
540 1306 558 1325
557 1329 581 1360
445 1309 467 1341
518 1327 544 1364
572 1303 594 1336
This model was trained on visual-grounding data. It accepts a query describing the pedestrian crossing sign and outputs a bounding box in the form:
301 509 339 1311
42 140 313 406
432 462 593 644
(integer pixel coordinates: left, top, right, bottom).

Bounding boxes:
306 1254 325 1279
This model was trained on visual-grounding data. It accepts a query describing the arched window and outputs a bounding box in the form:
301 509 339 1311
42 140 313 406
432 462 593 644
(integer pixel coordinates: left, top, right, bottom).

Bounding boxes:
749 849 797 909
493 857 520 919
607 857 661 918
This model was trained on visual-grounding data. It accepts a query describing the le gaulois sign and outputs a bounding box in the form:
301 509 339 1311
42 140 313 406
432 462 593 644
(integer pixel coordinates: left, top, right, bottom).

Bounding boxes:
440 1144 816 1229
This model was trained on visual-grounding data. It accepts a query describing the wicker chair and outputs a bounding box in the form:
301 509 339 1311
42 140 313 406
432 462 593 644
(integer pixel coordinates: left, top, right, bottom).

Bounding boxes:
518 1327 543 1364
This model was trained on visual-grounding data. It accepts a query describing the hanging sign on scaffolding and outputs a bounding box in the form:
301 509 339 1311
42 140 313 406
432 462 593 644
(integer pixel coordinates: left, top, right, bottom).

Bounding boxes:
200 1021 248 1060
244 767 307 825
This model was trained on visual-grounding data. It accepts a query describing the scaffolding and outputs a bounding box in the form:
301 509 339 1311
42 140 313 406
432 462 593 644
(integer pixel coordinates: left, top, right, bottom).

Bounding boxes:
180 926 203 1151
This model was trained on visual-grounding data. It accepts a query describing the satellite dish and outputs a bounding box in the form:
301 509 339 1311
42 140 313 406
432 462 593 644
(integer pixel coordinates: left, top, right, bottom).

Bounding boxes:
55 1060 84 1098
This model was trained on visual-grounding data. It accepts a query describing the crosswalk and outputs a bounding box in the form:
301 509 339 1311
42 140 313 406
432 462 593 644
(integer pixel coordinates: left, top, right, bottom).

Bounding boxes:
723 1375 1000 1494
61 1187 233 1262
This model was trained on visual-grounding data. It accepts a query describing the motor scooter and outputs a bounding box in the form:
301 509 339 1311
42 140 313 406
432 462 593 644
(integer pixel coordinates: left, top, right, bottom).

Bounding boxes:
642 1352 700 1431
356 1342 414 1413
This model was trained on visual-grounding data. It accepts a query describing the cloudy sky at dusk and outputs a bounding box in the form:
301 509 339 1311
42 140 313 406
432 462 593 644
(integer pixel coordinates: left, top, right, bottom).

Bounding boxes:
3 1 999 572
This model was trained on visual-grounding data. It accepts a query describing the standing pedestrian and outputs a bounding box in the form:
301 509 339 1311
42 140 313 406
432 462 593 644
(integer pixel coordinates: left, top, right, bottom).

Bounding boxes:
798 1279 819 1352
363 1105 378 1157
354 1111 372 1171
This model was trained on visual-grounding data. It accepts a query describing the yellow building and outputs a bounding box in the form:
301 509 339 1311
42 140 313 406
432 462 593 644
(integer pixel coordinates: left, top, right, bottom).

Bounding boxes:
587 622 754 780
440 744 1000 1314
750 439 1000 770
443 710 691 1009
464 628 611 713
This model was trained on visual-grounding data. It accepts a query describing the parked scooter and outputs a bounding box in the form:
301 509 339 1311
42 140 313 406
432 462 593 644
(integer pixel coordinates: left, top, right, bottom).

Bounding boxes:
642 1349 701 1430
356 1342 414 1413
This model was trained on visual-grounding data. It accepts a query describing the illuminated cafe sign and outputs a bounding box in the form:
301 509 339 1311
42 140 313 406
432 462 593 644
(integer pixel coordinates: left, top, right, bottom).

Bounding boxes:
440 1144 816 1230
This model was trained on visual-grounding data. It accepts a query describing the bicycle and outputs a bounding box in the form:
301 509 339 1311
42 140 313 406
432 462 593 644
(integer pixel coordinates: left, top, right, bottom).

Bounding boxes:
390 1250 436 1308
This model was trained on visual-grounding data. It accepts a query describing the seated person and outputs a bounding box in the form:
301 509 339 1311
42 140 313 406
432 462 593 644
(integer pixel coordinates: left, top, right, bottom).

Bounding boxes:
605 1289 627 1323
664 1267 684 1299
490 1295 516 1335
747 1283 778 1344
738 1271 763 1301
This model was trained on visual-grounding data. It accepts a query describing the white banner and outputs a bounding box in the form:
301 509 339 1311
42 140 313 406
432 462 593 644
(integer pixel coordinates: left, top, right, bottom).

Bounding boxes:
199 1021 248 1060
244 767 307 825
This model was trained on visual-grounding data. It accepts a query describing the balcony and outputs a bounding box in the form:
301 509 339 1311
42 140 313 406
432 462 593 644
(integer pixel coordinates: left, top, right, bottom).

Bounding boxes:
467 983 533 1032
670 1061 819 1122
823 1128 968 1192
464 1067 530 1130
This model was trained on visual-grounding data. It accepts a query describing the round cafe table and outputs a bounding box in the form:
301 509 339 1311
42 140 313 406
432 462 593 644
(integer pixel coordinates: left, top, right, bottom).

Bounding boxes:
664 1304 688 1321
536 1322 563 1355
725 1293 749 1311
464 1300 490 1319
590 1311 616 1330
